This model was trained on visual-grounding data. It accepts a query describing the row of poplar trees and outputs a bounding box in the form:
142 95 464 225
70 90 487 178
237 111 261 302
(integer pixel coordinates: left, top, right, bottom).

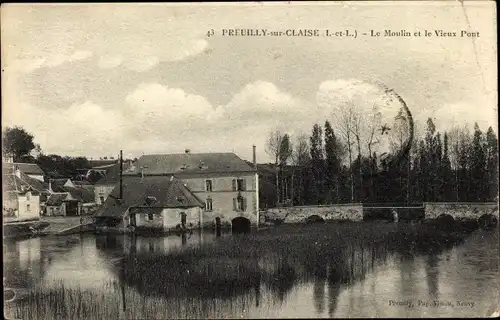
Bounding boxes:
266 118 498 206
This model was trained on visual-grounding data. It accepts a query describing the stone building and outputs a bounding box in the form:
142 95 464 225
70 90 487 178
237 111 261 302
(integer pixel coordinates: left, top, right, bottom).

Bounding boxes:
96 147 259 230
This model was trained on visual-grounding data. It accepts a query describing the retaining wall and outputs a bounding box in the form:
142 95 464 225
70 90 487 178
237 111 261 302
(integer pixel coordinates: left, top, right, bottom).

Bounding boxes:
424 202 499 220
261 204 363 224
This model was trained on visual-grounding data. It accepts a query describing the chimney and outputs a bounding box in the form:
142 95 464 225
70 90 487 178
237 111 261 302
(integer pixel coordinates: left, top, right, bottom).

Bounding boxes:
49 179 53 193
252 145 257 169
119 150 123 200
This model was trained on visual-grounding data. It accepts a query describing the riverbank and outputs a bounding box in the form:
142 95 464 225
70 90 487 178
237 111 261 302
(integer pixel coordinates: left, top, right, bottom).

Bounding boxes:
3 216 94 239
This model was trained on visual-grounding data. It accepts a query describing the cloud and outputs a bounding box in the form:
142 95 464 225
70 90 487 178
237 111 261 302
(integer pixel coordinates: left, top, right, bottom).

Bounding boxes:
2 6 209 74
418 101 498 135
5 81 315 160
317 79 414 157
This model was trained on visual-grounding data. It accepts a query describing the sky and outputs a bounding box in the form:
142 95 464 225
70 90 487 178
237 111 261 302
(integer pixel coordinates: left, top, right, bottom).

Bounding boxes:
1 2 497 163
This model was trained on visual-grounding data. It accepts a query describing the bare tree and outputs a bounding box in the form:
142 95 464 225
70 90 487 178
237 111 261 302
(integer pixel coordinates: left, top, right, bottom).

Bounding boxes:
265 130 284 205
334 102 356 202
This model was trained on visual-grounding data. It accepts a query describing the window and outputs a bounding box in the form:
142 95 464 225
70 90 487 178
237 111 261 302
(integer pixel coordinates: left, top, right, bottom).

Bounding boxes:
27 204 31 212
148 213 154 221
180 212 187 228
205 198 213 211
233 196 246 212
205 180 213 192
232 178 246 191
99 196 105 204
26 192 31 201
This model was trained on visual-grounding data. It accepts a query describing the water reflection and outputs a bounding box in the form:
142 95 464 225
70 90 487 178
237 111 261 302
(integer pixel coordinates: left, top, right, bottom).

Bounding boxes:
4 227 499 319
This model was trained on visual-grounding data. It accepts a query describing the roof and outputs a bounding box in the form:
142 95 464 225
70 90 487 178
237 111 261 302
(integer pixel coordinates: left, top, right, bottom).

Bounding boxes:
46 193 69 206
49 179 70 192
124 153 255 176
3 162 45 176
72 180 91 186
96 176 204 218
93 162 132 185
3 171 50 194
60 186 95 203
88 159 119 167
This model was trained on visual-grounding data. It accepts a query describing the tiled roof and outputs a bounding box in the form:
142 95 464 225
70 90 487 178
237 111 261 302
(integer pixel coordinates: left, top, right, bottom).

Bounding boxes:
124 153 255 176
46 193 69 206
96 176 204 218
93 162 132 185
3 171 50 194
88 159 119 167
3 162 45 176
60 186 95 204
50 179 71 192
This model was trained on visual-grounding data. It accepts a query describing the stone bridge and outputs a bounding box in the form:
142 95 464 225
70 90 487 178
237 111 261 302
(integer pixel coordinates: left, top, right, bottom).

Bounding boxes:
261 204 364 224
424 202 499 221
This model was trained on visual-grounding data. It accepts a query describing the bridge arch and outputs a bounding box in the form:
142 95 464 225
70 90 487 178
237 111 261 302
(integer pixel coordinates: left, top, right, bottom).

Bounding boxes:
232 217 251 234
305 215 325 224
478 214 498 230
434 214 456 231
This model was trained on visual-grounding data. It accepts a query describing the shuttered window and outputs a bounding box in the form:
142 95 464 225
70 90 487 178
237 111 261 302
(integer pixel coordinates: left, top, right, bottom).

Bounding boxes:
236 178 246 191
234 196 246 211
205 198 213 211
232 179 237 191
206 180 213 192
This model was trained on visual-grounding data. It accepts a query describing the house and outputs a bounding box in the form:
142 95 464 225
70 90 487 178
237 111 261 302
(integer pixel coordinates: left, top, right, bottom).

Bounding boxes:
45 193 73 216
95 176 205 231
3 163 52 217
3 162 46 181
47 178 97 215
120 147 259 228
3 173 41 220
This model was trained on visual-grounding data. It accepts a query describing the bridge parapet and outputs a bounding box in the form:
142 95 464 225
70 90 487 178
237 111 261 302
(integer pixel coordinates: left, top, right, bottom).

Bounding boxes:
262 204 363 224
424 202 499 220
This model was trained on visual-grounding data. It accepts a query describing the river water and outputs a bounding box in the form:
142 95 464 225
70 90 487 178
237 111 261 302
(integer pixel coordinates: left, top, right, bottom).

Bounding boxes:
3 227 499 318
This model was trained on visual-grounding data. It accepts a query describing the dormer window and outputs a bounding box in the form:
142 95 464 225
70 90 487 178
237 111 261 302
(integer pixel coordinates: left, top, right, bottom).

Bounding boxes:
145 196 157 206
198 161 208 170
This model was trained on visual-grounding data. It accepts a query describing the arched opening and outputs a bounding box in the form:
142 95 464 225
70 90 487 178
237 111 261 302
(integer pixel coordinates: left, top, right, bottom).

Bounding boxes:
478 214 498 230
434 214 456 231
232 217 251 234
305 215 325 224
4 289 15 302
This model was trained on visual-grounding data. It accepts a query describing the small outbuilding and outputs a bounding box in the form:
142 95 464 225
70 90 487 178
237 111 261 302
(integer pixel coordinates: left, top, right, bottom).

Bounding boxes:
95 176 205 232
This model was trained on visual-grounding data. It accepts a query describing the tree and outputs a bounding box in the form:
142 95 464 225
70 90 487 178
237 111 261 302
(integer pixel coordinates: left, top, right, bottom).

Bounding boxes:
291 134 311 205
324 121 342 203
441 132 453 201
485 127 499 201
278 134 293 203
334 103 356 202
310 124 325 204
470 123 486 201
265 131 284 205
2 126 36 162
449 125 472 201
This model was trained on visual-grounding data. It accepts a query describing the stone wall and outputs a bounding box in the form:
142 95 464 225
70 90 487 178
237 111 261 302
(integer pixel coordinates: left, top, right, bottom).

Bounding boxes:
261 204 363 224
424 202 499 220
